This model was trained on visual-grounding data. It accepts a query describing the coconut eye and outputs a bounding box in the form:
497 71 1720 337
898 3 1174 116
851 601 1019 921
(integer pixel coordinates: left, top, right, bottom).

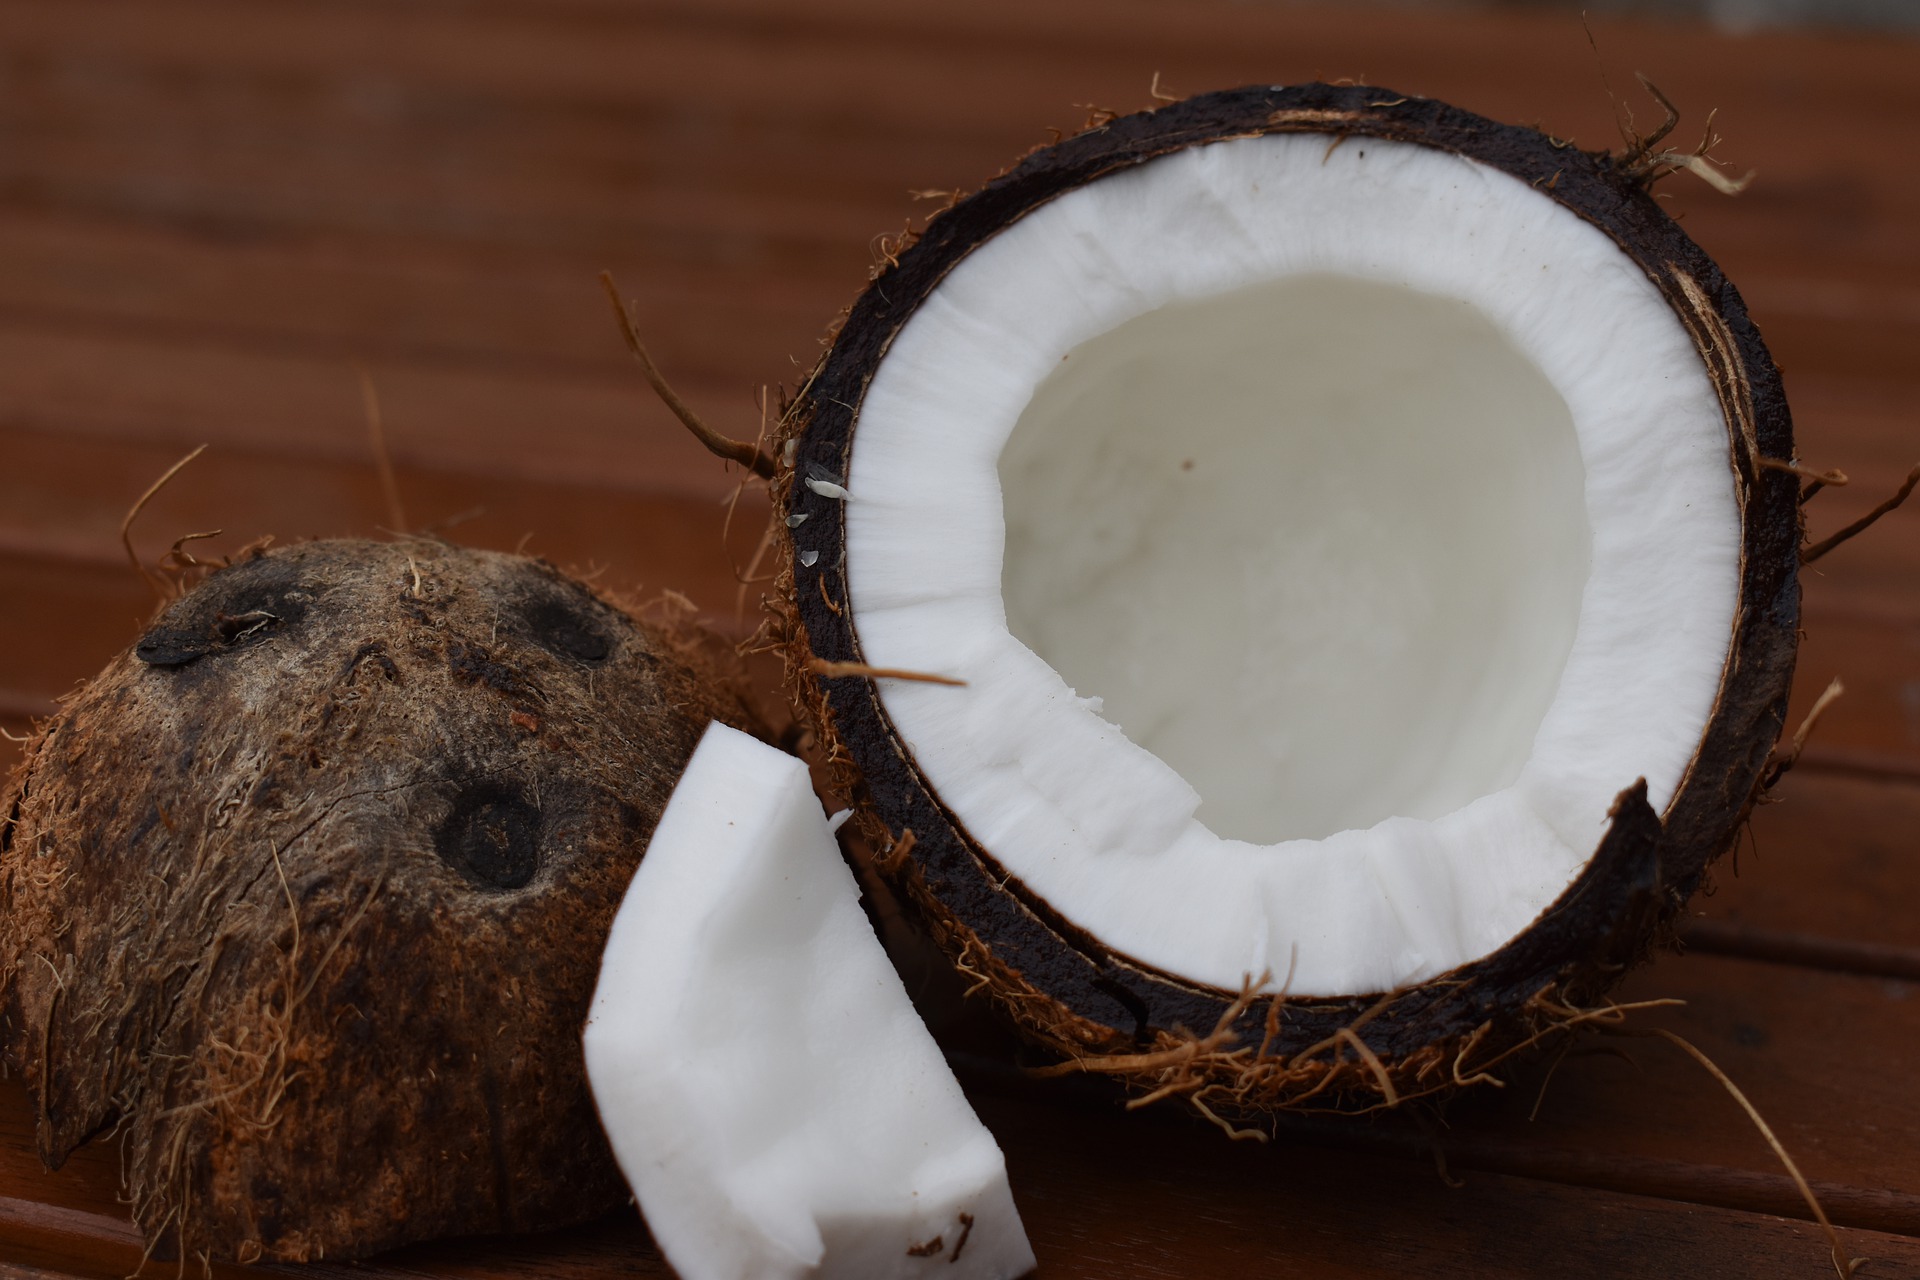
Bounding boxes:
135 561 311 667
513 580 614 664
435 783 541 890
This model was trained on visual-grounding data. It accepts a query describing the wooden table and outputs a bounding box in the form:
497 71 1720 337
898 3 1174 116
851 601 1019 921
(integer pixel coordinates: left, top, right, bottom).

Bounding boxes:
1 2 1917 1275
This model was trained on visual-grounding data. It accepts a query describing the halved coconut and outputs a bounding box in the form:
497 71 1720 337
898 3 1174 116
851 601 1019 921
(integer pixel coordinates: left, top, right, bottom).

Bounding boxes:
772 85 1800 1111
583 722 1036 1279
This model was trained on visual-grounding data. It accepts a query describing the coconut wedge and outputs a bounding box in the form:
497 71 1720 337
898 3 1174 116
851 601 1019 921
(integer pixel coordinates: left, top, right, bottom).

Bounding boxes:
583 722 1035 1280
771 85 1801 1114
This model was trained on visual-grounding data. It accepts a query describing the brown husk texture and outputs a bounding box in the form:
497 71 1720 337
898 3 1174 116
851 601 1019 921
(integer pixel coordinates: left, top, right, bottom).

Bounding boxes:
0 538 757 1263
765 84 1803 1121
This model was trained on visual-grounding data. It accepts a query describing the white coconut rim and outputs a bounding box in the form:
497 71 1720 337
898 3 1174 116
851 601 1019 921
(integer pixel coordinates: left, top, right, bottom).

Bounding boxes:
834 132 1739 997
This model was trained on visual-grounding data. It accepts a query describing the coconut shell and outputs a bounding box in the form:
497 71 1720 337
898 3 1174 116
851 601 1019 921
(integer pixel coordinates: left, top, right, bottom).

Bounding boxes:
0 537 757 1262
769 85 1803 1116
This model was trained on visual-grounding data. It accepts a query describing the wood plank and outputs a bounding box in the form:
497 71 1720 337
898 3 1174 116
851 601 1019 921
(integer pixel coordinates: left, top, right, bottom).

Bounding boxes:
1707 769 1920 950
1458 955 1920 1199
0 1091 666 1280
3 203 1917 409
8 1076 1920 1280
3 0 1916 178
1253 1103 1920 1241
0 1 1916 279
0 424 766 600
944 955 1920 1239
1 212 1916 423
0 556 151 713
1785 376 1920 622
987 1084 1920 1280
1684 920 1920 986
0 1263 109 1280
1677 762 1920 980
962 949 1920 1236
1787 611 1920 763
0 6 1024 258
0 319 768 494
0 209 844 382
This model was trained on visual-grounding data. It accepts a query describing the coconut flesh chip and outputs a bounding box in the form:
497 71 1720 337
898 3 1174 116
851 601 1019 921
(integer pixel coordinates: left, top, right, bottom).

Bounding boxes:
776 86 1801 1111
583 722 1036 1280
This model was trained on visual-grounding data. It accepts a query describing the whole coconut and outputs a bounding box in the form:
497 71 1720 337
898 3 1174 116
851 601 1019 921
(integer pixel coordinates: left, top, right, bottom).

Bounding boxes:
0 537 758 1263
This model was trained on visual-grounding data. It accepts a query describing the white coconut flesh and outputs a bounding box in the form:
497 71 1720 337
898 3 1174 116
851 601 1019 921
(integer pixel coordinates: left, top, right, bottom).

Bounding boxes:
836 132 1741 997
583 723 1036 1280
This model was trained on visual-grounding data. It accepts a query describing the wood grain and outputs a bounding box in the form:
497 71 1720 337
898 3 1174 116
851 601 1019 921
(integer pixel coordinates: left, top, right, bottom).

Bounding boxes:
0 0 1915 1275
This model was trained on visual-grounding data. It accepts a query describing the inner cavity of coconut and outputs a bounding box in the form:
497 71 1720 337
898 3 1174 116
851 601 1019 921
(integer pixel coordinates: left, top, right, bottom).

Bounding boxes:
840 132 1740 995
1001 274 1589 846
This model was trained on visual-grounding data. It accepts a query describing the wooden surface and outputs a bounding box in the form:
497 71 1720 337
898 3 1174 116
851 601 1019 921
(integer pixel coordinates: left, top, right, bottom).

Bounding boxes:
1 1 1917 1276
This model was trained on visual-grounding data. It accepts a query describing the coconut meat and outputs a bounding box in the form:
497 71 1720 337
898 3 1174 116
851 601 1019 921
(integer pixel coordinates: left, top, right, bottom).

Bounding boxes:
835 131 1740 996
583 722 1036 1280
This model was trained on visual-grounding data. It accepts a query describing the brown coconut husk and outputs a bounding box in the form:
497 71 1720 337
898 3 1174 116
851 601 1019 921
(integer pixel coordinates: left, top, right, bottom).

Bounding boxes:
752 83 1808 1120
0 537 759 1264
